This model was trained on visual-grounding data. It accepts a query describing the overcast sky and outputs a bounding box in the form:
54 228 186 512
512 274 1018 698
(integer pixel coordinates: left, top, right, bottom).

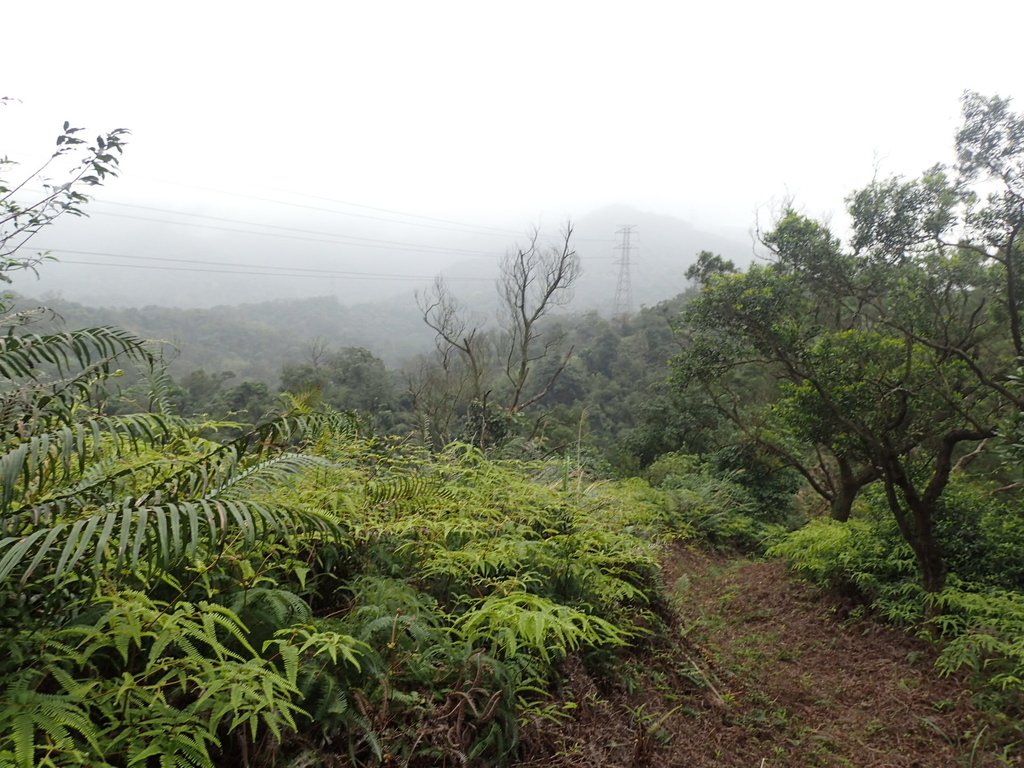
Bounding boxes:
4 0 1023 304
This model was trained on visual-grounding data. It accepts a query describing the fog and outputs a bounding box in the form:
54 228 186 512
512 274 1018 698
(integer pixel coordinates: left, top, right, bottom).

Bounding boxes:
4 0 1023 311
23 181 750 312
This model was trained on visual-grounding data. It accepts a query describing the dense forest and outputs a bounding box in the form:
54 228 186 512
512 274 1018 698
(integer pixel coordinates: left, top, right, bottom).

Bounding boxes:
2 92 1024 767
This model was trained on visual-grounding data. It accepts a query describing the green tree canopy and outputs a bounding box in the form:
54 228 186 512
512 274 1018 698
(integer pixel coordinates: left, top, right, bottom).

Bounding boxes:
675 91 1024 593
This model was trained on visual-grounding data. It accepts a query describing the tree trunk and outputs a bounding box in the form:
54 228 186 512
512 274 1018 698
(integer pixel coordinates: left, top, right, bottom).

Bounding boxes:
913 534 948 594
829 481 857 522
830 457 858 522
880 457 947 593
906 497 947 594
828 457 877 522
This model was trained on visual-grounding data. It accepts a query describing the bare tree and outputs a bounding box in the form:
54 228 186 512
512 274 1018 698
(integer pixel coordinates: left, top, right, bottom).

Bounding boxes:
305 336 330 370
499 224 580 413
416 276 489 401
411 223 580 449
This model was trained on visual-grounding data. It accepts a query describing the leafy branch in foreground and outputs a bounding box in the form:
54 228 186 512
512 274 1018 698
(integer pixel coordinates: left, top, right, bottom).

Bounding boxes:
0 592 303 768
1 102 128 270
0 410 352 587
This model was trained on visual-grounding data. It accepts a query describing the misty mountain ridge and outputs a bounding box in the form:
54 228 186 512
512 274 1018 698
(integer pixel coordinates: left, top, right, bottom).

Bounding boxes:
24 201 749 312
431 204 752 315
12 205 749 382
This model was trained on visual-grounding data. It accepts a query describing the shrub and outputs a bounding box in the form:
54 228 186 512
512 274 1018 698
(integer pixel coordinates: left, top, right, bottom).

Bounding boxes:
648 453 787 552
768 480 1024 705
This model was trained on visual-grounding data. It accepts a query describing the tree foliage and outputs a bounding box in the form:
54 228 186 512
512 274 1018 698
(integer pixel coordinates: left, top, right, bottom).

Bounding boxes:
675 92 1024 594
1 100 128 277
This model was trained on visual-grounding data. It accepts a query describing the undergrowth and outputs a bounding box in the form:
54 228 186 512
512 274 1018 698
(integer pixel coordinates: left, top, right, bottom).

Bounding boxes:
1 426 701 767
766 482 1024 752
645 452 793 552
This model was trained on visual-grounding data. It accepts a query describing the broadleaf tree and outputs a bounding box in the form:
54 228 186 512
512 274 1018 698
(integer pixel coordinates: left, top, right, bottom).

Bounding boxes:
676 92 1024 593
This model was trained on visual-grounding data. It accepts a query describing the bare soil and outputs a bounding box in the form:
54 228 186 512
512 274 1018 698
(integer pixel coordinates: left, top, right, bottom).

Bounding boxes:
515 544 1020 767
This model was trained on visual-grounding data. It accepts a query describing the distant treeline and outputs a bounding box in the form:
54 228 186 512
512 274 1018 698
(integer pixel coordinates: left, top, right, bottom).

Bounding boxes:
11 292 434 380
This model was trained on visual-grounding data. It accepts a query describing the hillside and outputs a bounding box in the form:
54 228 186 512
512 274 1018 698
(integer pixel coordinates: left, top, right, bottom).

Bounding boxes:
12 204 748 384
11 293 434 382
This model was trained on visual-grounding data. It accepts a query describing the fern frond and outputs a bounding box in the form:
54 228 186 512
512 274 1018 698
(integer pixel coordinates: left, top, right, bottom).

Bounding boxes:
229 587 313 637
0 681 102 768
135 409 353 505
0 357 159 441
0 413 176 514
142 363 177 416
213 453 329 500
364 476 445 506
0 498 340 585
456 592 628 662
271 623 367 672
0 326 152 381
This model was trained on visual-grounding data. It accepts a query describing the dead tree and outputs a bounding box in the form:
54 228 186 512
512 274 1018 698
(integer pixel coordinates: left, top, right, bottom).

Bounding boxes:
417 276 489 402
412 223 581 449
499 224 580 413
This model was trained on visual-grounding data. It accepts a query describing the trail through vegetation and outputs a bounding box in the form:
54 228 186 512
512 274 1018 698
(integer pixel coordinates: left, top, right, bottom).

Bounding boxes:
516 545 1014 768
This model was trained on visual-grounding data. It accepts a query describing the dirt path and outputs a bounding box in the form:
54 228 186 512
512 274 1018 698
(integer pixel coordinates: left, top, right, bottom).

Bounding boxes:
517 545 1016 767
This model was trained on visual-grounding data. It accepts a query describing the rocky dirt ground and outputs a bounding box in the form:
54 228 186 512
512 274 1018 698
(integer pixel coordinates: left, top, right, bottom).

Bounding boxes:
515 545 1020 767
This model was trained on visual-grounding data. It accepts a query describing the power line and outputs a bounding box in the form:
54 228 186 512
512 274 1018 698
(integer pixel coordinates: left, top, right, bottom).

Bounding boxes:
35 247 494 282
89 199 507 256
41 202 615 261
25 181 617 250
56 260 434 281
24 186 507 256
127 176 527 238
123 176 619 244
82 210 503 258
210 183 524 235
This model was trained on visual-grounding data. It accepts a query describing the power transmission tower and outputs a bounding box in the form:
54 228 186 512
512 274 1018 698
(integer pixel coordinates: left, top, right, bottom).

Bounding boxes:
612 225 636 317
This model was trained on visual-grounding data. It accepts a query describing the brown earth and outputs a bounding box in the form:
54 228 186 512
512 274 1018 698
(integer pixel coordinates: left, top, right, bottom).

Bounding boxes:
515 545 1020 768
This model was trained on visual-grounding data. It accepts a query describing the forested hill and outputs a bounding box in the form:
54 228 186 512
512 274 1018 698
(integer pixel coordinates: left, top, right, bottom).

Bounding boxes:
4 90 1024 766
10 292 434 381
10 204 749 386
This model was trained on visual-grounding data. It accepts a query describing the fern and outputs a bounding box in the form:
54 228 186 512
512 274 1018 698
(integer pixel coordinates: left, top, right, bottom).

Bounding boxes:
456 591 628 663
0 594 305 767
0 675 104 768
0 495 340 585
0 328 156 443
228 587 314 649
271 622 367 672
0 327 152 381
0 412 175 515
364 475 448 507
0 407 348 587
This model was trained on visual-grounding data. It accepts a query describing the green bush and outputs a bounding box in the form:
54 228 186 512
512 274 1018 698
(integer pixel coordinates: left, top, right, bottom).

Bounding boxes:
647 452 787 552
768 480 1024 706
929 583 1024 693
933 483 1024 591
766 517 915 598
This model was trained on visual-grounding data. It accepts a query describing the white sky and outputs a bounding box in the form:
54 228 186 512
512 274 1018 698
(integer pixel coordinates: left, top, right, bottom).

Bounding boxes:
4 0 1023 267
